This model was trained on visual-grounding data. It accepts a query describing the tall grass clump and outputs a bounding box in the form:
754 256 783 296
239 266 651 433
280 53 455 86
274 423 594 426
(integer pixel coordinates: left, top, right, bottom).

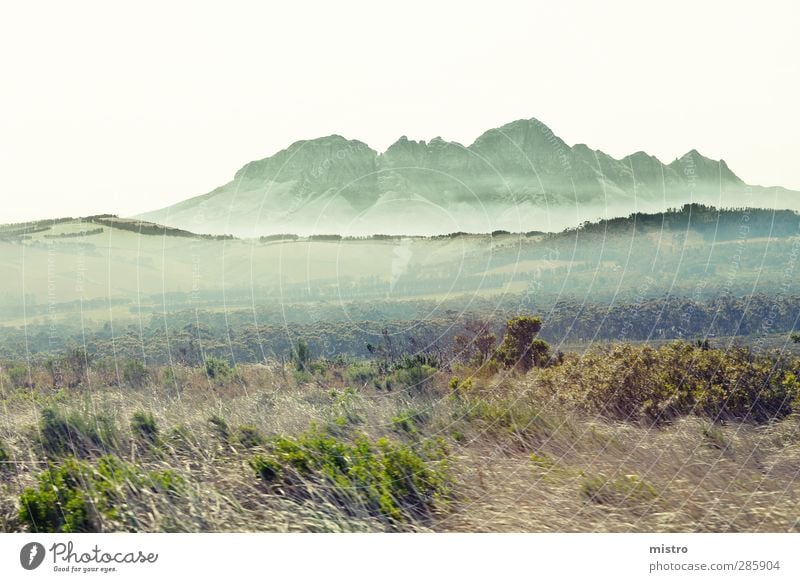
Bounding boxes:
249 428 449 523
0 438 10 471
36 407 121 457
131 411 159 445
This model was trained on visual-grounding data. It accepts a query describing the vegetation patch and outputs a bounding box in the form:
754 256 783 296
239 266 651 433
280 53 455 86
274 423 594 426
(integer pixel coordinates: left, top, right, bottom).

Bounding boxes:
250 429 449 522
205 357 235 384
0 438 10 471
208 414 231 443
36 407 121 458
122 360 150 388
19 455 183 532
537 342 800 423
530 452 556 468
581 474 658 506
131 411 159 446
391 409 429 435
235 425 266 448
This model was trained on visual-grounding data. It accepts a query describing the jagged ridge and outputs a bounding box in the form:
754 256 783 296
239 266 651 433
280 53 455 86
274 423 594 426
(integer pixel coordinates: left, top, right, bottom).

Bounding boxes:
138 118 795 236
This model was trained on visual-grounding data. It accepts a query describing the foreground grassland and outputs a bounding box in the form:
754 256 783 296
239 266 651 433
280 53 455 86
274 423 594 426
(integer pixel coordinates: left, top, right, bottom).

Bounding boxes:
2 340 800 533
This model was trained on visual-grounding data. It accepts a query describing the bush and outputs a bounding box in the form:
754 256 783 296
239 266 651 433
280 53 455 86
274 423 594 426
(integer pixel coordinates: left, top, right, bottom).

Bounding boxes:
20 457 92 532
250 429 449 522
122 360 150 388
448 376 473 399
464 397 555 440
131 411 159 445
36 407 120 457
494 316 547 372
5 364 32 388
529 338 552 368
293 340 311 372
18 455 183 532
345 362 376 386
389 364 437 393
537 342 800 423
205 357 234 383
64 347 91 386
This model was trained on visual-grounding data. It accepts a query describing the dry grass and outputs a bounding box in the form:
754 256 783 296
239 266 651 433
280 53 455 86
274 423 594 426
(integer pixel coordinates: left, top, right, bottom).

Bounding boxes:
2 358 800 532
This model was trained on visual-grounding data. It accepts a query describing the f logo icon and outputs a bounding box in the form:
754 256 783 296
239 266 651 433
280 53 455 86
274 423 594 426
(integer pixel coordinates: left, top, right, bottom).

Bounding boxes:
20 542 46 570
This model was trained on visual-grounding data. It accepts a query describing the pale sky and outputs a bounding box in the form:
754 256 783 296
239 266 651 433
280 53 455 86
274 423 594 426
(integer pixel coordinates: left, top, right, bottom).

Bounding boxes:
1 0 798 223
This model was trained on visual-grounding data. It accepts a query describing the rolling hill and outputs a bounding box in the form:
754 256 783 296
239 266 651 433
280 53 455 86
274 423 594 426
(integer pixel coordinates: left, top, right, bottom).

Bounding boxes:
1 205 798 334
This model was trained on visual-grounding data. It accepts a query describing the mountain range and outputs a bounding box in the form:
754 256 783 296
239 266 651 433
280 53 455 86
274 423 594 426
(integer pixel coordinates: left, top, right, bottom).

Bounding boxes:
138 118 799 236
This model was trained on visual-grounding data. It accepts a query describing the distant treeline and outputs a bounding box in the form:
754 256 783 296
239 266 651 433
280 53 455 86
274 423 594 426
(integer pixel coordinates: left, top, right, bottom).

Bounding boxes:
561 203 800 240
2 204 798 243
0 215 235 241
44 228 104 238
256 204 800 242
87 216 234 240
2 293 798 364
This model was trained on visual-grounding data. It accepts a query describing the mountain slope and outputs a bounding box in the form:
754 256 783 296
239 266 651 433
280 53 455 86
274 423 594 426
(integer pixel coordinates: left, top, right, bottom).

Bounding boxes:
138 118 799 236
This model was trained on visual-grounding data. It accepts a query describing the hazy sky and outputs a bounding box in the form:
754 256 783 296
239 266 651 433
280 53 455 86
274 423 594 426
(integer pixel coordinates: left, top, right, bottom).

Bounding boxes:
1 0 798 223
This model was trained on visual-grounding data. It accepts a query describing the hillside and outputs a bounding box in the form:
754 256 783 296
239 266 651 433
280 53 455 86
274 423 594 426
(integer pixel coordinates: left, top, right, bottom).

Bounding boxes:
1 205 799 354
137 118 800 236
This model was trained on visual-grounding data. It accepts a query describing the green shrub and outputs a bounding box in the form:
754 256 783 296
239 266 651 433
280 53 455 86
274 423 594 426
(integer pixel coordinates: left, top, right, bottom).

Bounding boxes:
204 357 234 383
389 364 437 393
537 342 800 423
18 455 184 532
345 362 376 386
493 315 546 371
20 457 92 532
293 340 311 372
529 338 552 368
250 429 449 522
122 360 150 388
36 407 120 457
131 411 159 445
448 376 473 399
464 397 554 440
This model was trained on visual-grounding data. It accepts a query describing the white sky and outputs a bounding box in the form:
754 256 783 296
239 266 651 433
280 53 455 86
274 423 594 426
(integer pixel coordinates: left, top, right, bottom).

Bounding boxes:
1 0 798 223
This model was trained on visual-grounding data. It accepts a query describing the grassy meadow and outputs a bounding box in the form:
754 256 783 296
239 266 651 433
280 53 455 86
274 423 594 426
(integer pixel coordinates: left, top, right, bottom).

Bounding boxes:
2 332 800 533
